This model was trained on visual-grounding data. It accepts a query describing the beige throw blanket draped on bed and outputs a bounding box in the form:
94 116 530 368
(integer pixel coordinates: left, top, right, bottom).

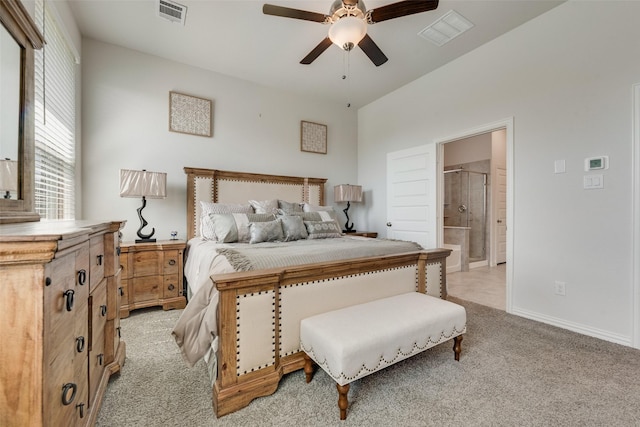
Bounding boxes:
172 237 423 367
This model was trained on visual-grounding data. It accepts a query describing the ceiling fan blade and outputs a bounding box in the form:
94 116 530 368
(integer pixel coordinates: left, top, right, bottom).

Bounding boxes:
368 0 439 24
300 37 333 65
263 4 328 23
358 34 388 66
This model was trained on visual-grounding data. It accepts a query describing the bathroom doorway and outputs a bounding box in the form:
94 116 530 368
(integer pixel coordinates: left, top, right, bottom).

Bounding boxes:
437 120 511 312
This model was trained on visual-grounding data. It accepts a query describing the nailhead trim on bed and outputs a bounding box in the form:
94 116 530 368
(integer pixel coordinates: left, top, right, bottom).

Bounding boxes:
236 290 277 376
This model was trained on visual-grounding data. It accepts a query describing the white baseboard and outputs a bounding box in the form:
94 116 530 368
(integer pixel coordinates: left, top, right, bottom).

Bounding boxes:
511 307 632 347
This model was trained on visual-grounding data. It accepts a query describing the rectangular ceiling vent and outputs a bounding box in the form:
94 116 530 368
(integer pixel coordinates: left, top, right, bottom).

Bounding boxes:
418 10 474 47
157 0 187 25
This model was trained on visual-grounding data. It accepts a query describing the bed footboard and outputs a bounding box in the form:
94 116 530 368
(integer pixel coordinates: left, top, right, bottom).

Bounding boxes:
211 248 451 417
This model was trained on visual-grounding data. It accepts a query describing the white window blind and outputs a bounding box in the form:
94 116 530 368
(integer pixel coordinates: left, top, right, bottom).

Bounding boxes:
34 0 76 219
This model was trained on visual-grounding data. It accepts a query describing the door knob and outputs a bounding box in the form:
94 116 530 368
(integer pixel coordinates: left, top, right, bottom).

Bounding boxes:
386 222 392 227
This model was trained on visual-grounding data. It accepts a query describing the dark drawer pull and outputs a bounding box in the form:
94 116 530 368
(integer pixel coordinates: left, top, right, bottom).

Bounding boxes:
45 277 52 286
116 326 121 338
168 259 176 266
168 284 175 291
64 289 75 312
119 287 124 296
77 269 86 286
97 354 104 366
96 254 104 265
76 336 85 353
76 402 85 418
61 383 77 405
101 305 107 316
116 246 121 256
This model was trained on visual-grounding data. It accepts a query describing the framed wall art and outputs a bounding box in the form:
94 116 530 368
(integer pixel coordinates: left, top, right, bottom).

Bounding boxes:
300 120 327 154
169 91 213 137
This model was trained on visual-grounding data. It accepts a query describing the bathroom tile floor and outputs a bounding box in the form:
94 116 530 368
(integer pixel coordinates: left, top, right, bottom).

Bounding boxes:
447 263 506 311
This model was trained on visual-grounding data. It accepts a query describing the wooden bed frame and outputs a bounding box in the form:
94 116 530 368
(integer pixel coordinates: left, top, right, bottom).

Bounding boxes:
183 167 452 417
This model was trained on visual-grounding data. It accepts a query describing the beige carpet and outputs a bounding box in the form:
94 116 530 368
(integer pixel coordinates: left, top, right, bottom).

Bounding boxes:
97 298 640 426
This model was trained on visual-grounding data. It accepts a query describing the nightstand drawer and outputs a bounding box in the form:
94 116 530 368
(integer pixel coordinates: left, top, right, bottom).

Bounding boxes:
163 250 180 274
164 274 180 298
131 275 162 303
132 250 161 277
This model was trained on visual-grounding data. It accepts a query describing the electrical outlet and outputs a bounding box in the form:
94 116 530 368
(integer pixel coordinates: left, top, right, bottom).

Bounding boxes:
554 281 566 296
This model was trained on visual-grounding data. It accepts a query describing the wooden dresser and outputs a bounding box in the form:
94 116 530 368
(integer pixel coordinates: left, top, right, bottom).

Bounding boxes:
119 240 186 318
0 220 126 426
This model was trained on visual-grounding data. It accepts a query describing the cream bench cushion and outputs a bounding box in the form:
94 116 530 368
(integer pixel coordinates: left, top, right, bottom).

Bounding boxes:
300 292 467 386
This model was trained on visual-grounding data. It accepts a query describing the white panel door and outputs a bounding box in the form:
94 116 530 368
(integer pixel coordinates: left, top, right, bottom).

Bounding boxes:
386 144 436 248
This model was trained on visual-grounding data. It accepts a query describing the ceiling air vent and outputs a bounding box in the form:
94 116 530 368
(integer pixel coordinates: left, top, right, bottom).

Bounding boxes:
157 0 187 25
418 10 473 47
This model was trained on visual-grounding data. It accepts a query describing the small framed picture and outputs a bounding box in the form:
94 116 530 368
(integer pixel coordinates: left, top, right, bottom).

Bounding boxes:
169 91 213 137
300 120 327 154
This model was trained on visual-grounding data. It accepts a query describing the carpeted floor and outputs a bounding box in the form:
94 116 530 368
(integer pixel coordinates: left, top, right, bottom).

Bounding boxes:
97 298 640 426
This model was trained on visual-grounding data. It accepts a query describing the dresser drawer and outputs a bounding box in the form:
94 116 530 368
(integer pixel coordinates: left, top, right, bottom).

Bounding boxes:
43 248 90 426
90 234 106 290
120 253 130 280
120 278 130 306
89 279 108 403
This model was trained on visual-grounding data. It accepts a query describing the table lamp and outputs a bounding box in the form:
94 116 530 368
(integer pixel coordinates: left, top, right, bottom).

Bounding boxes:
119 169 167 243
334 184 363 233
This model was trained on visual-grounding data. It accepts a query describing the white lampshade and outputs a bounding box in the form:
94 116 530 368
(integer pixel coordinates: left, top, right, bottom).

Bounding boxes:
0 159 18 192
328 16 367 51
119 169 167 199
334 184 363 203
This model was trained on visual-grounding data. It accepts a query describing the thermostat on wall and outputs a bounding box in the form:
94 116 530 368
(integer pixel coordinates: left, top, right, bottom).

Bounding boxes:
584 156 608 171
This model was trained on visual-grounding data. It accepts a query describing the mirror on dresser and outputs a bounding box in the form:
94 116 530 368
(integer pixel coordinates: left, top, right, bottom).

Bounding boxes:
0 0 44 223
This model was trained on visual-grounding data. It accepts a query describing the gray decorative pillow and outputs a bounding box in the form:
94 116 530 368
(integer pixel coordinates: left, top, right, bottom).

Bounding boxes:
249 220 284 244
210 213 276 243
304 220 343 239
200 202 253 240
302 203 338 221
278 200 303 214
249 199 279 215
279 215 308 241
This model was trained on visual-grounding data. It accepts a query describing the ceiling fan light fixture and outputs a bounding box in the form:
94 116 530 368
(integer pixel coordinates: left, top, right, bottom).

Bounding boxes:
328 16 367 51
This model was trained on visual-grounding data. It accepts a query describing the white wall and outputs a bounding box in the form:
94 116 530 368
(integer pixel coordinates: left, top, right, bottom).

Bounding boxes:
358 1 639 346
81 38 358 242
444 133 492 167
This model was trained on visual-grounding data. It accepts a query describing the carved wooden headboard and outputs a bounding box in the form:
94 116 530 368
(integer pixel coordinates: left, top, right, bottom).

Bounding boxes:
184 167 327 240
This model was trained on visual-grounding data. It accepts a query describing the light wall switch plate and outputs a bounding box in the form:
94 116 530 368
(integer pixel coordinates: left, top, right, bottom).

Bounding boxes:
554 160 566 174
584 174 604 189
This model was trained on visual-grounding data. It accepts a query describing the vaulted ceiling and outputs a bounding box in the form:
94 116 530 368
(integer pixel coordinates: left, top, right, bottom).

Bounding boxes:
68 0 564 108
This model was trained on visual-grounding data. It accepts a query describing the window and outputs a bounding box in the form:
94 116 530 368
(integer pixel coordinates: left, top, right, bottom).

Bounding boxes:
34 0 77 219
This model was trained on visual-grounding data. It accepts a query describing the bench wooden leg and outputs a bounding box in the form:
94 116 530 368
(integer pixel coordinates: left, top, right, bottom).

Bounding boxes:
303 354 314 383
453 335 463 361
337 383 350 420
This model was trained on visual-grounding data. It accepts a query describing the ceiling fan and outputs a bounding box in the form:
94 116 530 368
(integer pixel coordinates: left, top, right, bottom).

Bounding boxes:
263 0 439 66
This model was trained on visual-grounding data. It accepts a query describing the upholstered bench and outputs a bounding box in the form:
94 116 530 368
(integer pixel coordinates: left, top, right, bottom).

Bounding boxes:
300 292 467 420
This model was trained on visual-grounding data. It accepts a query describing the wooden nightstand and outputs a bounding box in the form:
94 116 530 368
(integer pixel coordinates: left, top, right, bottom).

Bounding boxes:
347 231 378 238
119 240 186 318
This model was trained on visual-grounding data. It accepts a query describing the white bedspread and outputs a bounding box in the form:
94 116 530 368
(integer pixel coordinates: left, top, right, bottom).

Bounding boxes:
174 236 423 367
